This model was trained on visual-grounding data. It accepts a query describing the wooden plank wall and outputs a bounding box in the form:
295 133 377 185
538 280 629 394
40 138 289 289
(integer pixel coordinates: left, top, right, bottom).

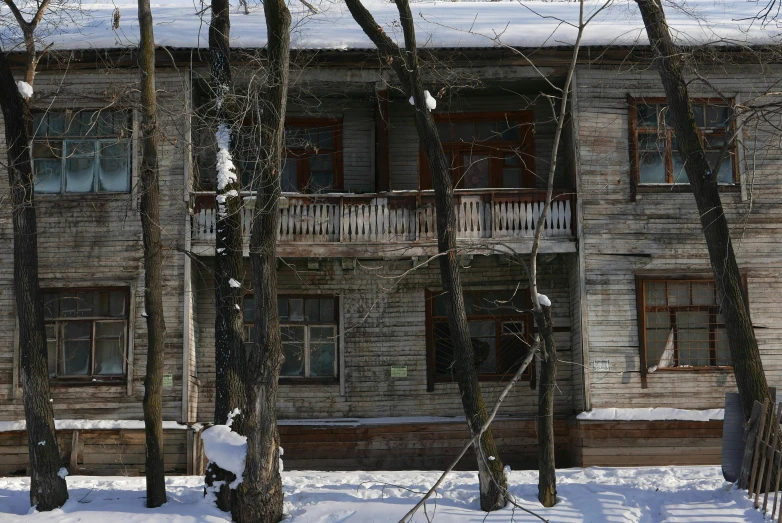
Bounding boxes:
0 68 191 422
574 64 782 409
194 254 576 421
0 429 190 476
573 420 724 467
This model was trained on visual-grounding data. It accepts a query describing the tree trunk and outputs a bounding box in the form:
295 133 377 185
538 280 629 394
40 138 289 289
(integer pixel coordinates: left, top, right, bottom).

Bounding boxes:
137 0 167 507
0 50 69 513
533 305 557 507
235 1 291 522
343 0 507 511
635 0 771 420
206 0 247 511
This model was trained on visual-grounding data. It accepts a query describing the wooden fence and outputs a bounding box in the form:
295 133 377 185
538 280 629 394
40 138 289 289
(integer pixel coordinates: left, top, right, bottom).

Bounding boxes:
739 398 782 520
192 190 574 244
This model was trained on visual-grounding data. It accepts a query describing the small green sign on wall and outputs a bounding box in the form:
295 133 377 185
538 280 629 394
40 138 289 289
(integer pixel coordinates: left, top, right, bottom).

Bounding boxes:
390 366 408 378
162 374 173 389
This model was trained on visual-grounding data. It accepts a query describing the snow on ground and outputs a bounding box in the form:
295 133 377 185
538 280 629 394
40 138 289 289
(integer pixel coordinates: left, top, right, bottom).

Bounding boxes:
0 466 764 522
577 407 724 422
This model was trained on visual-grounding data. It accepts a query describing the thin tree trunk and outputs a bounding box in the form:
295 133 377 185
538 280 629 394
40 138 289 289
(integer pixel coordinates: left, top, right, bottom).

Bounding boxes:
235 0 291 521
533 305 556 507
206 0 247 511
0 50 69 512
343 0 507 511
137 0 167 507
635 0 771 420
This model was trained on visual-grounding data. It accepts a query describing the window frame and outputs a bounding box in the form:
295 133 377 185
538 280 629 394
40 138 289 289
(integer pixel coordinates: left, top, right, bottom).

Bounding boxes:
425 288 535 391
636 275 743 375
42 287 130 385
243 294 340 383
419 111 536 190
628 97 739 196
30 109 133 195
283 118 343 193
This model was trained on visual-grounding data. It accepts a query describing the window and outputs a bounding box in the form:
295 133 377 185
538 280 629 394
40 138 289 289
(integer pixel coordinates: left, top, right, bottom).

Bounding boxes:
42 289 129 380
426 289 534 390
243 295 338 379
32 110 132 194
637 278 732 372
630 99 736 186
239 119 342 192
420 112 536 190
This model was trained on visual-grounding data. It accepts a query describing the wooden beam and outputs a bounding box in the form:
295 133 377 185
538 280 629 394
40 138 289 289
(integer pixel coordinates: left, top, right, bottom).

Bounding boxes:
375 88 391 192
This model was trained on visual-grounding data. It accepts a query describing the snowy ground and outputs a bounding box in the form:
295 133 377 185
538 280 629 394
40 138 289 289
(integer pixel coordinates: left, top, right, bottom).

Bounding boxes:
0 466 763 522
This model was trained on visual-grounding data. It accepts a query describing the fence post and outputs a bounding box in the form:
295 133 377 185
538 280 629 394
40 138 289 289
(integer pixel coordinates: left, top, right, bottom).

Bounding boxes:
740 400 765 490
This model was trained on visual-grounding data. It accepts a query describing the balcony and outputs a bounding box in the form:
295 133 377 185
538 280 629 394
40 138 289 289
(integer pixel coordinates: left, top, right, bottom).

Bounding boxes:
190 190 576 258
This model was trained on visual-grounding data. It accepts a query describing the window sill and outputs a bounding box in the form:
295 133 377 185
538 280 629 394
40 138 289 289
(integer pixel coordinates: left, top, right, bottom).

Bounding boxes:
434 374 532 383
36 192 132 199
279 377 339 385
49 377 126 386
649 366 733 372
636 184 740 194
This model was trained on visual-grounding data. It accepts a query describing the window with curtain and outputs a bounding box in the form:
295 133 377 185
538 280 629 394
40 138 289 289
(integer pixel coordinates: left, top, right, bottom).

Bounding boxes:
638 278 733 372
32 110 131 194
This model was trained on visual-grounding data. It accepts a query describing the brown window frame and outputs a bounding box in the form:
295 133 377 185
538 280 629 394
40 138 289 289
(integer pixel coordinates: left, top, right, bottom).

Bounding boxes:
636 276 743 375
42 287 130 385
628 97 739 196
425 288 535 392
419 111 536 190
243 294 339 384
283 118 343 193
236 117 343 192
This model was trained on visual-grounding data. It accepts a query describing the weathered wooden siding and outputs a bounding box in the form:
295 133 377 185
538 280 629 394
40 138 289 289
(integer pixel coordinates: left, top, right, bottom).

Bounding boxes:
194 254 577 421
575 65 782 409
0 67 191 421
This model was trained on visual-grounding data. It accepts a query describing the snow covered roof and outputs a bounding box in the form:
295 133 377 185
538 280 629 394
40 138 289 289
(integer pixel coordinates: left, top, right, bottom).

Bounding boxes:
1 0 779 53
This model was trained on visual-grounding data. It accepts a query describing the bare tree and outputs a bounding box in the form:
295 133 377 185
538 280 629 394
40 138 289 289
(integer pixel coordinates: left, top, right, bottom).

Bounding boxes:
635 0 772 420
234 0 291 521
344 0 507 511
136 0 167 507
0 0 68 511
205 0 247 511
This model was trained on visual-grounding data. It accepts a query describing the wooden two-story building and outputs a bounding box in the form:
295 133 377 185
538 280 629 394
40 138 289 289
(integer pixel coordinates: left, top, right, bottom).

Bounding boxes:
0 0 778 474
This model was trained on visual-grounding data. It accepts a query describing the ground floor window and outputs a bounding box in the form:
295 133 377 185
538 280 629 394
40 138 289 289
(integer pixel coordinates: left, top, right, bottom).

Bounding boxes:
426 289 534 391
244 295 339 379
42 288 129 380
637 278 733 372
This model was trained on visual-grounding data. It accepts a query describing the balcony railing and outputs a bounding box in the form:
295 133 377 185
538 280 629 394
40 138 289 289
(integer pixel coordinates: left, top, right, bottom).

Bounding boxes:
191 190 573 249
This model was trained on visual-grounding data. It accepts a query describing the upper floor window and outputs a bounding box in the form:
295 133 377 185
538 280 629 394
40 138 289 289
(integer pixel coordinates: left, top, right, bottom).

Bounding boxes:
243 295 338 379
637 278 732 372
630 99 736 186
237 119 342 193
32 110 132 194
420 112 535 190
43 288 129 381
426 289 534 390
